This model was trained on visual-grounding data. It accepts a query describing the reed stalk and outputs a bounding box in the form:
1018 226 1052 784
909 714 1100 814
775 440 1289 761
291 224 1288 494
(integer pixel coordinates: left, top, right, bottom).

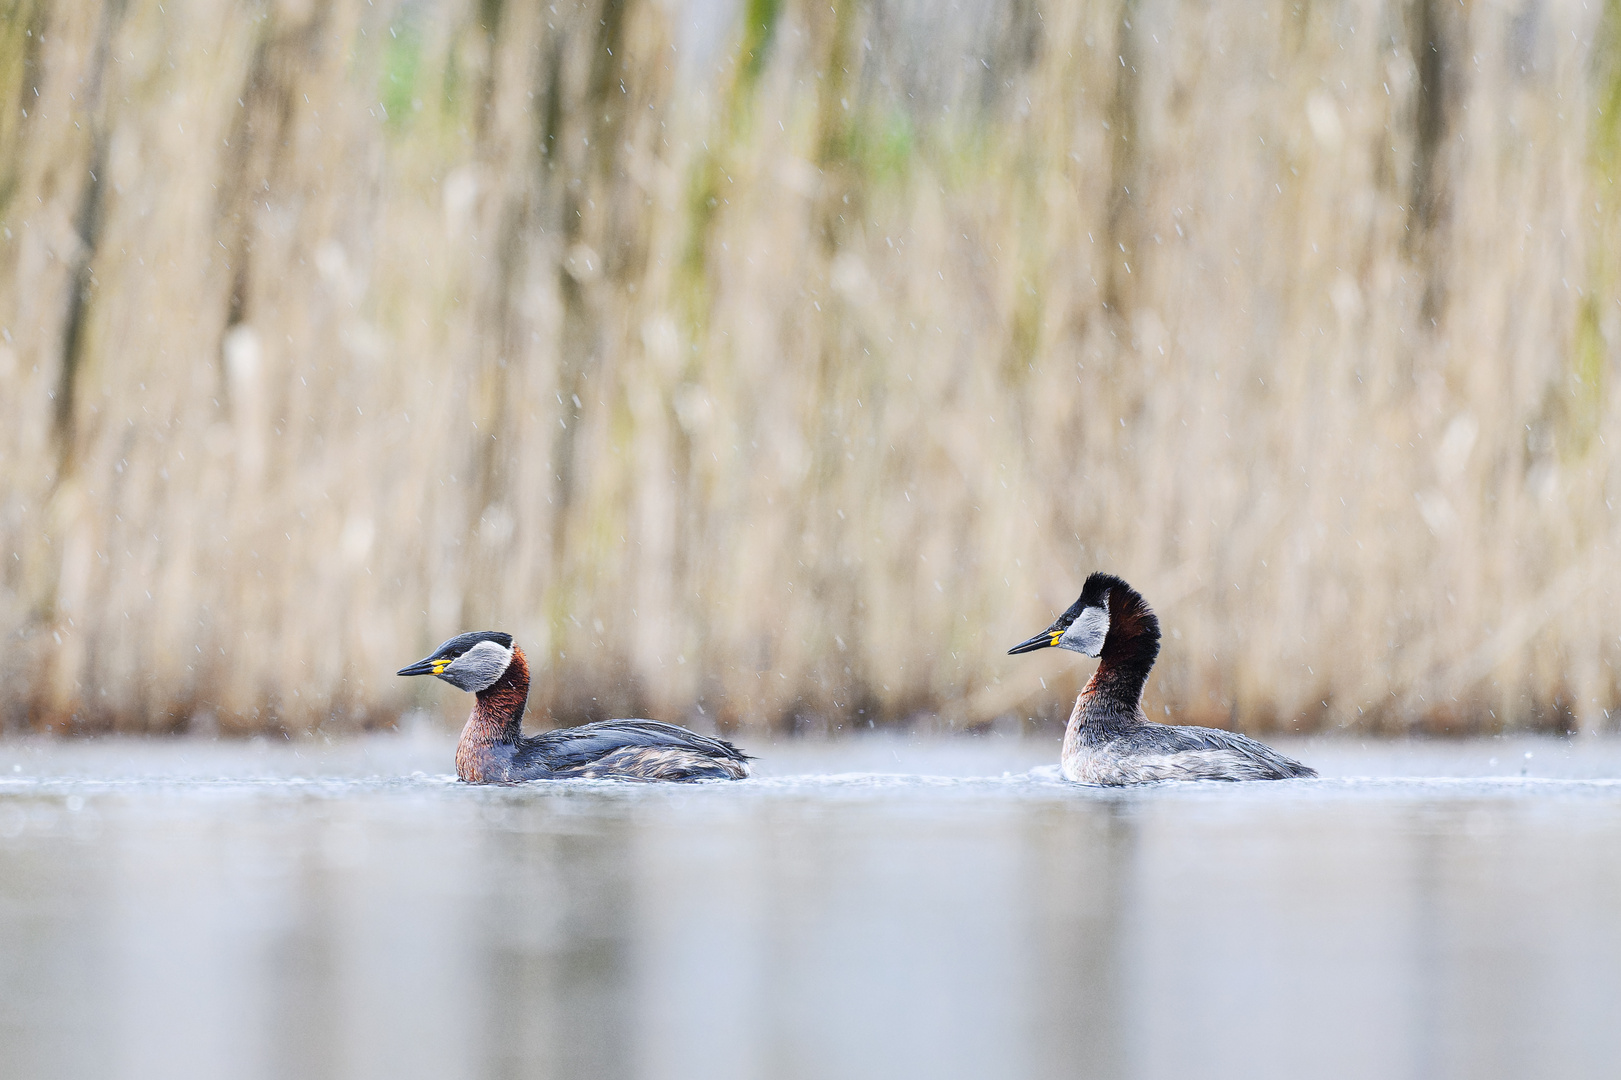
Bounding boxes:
1 0 1618 737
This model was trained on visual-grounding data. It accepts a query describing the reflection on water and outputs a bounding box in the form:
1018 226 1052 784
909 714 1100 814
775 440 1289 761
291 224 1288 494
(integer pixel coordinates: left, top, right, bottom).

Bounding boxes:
2 738 1620 1080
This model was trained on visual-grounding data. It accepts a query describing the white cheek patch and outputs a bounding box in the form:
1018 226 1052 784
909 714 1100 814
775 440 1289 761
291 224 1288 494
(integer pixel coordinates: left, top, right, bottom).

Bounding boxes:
445 641 515 692
1058 604 1109 657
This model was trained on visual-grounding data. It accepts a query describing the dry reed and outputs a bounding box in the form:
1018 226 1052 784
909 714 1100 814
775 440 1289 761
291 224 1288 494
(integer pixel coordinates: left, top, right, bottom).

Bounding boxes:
1 0 1619 737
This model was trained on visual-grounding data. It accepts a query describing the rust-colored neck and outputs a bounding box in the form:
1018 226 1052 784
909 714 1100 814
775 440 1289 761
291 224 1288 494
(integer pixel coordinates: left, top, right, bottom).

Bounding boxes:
1084 586 1161 711
455 647 529 781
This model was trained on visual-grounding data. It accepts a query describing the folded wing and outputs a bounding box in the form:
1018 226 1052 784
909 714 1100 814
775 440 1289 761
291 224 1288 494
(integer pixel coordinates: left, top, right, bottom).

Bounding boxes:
1119 723 1317 780
520 719 751 780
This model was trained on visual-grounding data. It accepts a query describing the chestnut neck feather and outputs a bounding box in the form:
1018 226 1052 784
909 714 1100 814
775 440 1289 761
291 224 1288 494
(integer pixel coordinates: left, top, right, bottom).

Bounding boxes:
1083 584 1161 713
466 646 530 746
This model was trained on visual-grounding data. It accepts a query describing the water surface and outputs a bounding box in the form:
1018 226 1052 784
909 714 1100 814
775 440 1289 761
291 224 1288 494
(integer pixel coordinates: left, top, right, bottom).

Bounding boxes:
2 734 1619 1080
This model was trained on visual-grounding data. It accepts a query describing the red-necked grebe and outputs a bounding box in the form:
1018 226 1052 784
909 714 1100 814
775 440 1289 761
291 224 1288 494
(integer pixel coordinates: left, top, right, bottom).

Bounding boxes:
397 632 750 783
1008 573 1315 784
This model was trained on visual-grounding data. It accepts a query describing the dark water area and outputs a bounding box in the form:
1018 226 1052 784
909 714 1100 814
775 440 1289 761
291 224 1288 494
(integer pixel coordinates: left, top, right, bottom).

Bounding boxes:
2 735 1620 1080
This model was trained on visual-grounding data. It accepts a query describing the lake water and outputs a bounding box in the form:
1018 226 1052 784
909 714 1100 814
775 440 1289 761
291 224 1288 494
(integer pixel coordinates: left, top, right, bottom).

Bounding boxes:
2 733 1620 1080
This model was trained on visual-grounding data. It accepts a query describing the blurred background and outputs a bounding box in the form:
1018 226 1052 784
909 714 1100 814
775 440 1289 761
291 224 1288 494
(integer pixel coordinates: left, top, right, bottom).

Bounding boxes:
3 0 1621 739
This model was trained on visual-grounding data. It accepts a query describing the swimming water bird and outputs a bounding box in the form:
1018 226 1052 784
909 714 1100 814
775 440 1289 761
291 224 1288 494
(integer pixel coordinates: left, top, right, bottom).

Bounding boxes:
1008 573 1315 784
396 631 750 783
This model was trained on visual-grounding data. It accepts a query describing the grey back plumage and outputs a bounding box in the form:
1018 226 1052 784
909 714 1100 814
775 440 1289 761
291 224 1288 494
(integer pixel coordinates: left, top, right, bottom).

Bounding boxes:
1064 705 1317 784
514 719 751 780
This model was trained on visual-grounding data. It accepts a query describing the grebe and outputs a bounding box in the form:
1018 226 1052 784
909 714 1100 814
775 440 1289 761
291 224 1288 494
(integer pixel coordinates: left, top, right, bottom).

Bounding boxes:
1008 573 1315 784
397 631 750 783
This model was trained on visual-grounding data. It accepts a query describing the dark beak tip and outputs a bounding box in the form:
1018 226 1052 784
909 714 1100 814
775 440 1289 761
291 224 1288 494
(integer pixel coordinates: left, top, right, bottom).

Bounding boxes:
1008 633 1055 656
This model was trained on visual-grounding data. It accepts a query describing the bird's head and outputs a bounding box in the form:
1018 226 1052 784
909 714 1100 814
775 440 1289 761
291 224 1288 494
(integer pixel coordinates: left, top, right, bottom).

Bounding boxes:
1007 572 1131 658
397 631 516 693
